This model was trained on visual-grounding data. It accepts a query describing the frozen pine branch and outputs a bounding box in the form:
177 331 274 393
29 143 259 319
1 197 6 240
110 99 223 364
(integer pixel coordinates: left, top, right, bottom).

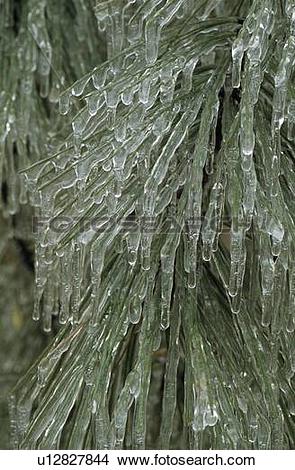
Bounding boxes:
0 0 294 450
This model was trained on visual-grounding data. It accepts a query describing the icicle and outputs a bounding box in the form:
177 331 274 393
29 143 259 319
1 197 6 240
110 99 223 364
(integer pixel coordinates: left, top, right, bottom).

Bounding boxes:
185 217 201 289
72 76 91 97
129 296 142 324
112 147 128 180
186 170 203 288
121 86 138 106
127 0 162 45
71 243 82 324
42 277 56 333
72 108 91 140
187 235 198 289
242 160 257 221
205 118 217 176
182 57 199 93
272 35 295 135
202 183 224 261
126 227 141 266
114 119 127 143
248 64 263 105
246 5 274 102
192 384 211 432
108 11 124 64
160 230 181 329
138 77 151 104
128 104 145 131
92 67 108 91
106 107 116 129
113 370 141 448
137 272 149 302
287 99 295 140
261 252 275 327
266 217 284 257
87 93 103 117
141 176 157 271
159 299 181 448
126 14 142 44
231 37 244 88
105 183 118 216
160 273 172 330
141 232 153 271
59 246 73 325
145 19 161 64
270 141 280 198
159 64 174 104
240 95 255 172
38 43 52 80
90 243 106 306
33 244 49 322
228 228 246 299
143 77 160 110
270 27 295 198
271 260 286 335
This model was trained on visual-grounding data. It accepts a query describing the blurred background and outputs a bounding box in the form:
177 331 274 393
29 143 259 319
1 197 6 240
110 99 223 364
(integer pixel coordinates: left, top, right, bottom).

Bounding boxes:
0 208 48 449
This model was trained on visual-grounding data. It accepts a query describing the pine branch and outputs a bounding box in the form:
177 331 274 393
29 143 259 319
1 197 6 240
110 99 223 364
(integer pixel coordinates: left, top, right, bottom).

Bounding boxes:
0 0 294 450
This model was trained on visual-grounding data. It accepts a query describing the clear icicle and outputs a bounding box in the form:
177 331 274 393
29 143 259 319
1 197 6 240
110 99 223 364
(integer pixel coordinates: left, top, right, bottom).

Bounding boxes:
129 296 142 324
42 277 54 333
287 99 295 140
33 244 49 321
59 246 73 325
272 35 295 135
240 94 255 172
231 37 245 88
126 227 141 266
71 243 82 324
261 251 275 327
92 67 108 91
182 58 199 93
160 231 180 330
144 19 161 65
138 77 151 104
159 301 181 448
72 76 91 97
202 183 224 261
90 243 107 314
127 0 162 45
228 228 246 299
113 370 141 448
271 260 286 335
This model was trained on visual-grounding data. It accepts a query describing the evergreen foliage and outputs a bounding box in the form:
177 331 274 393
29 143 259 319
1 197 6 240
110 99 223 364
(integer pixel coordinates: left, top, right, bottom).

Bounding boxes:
0 0 294 449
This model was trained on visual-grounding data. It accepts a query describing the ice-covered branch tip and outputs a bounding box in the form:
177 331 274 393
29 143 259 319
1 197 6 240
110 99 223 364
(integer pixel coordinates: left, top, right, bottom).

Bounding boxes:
3 0 295 451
